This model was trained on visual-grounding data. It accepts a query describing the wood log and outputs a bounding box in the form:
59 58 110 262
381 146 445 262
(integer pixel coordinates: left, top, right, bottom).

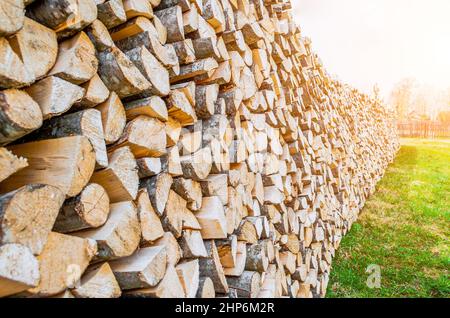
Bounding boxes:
123 0 153 19
162 189 201 238
166 89 197 126
0 147 27 183
24 232 97 297
53 183 110 233
0 244 39 297
124 96 168 122
124 264 185 298
0 89 43 146
124 46 170 96
90 146 139 202
140 172 173 215
176 259 199 298
27 0 97 39
85 19 115 52
199 240 228 294
195 196 227 239
28 109 108 169
97 0 127 29
172 177 202 211
154 5 185 43
223 241 246 277
136 188 165 245
98 47 152 99
96 92 127 145
178 229 207 258
153 231 182 265
74 201 140 261
226 271 260 298
49 32 98 85
196 277 215 298
73 74 110 109
109 116 166 158
25 76 85 120
1 136 96 197
180 146 212 181
7 17 58 82
110 246 167 289
0 0 24 37
71 262 121 298
0 38 33 89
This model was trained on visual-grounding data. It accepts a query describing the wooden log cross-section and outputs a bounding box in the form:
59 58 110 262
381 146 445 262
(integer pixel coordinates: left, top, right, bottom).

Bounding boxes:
0 0 399 298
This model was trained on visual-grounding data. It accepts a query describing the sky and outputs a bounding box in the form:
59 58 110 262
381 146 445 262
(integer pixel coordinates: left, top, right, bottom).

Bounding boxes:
292 0 450 99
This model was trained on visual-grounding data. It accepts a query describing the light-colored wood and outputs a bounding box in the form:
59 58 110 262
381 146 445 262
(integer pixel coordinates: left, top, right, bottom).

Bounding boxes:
24 232 97 297
53 183 110 233
0 147 27 183
0 244 39 297
195 196 227 239
0 0 24 37
96 92 127 145
136 188 164 245
74 201 141 261
72 262 122 298
90 146 139 202
176 259 200 298
0 89 43 146
110 246 167 289
1 136 96 197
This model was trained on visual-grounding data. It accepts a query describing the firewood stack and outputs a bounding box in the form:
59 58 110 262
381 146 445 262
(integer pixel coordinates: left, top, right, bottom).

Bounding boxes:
0 0 399 298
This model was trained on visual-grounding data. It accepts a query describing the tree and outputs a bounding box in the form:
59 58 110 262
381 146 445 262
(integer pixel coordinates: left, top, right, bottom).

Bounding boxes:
389 78 415 120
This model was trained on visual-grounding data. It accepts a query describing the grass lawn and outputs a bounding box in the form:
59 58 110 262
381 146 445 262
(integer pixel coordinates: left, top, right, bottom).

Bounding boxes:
327 138 450 298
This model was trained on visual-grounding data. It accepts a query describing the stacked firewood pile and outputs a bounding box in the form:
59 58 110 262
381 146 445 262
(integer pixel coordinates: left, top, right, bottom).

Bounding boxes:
0 0 399 298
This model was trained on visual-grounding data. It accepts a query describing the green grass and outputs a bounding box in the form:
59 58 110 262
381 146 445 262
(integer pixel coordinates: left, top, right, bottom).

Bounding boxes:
327 138 450 298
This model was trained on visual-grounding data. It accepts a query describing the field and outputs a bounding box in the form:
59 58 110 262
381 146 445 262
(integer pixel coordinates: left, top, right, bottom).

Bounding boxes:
328 139 450 298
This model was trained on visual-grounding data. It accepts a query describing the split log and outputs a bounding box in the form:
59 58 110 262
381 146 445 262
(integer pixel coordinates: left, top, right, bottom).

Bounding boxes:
49 31 98 85
25 76 85 120
0 38 33 89
124 46 170 96
74 201 141 261
1 136 96 197
223 241 246 277
85 19 115 52
24 232 97 297
140 172 173 215
172 177 202 211
71 262 121 298
162 190 201 238
180 146 212 181
0 89 43 146
7 17 58 82
0 147 27 183
73 74 110 109
136 188 165 245
137 158 162 178
124 264 185 298
125 96 168 122
0 0 24 37
109 116 166 158
98 47 151 99
53 183 110 233
29 109 108 168
153 232 182 265
226 271 260 298
215 235 237 268
0 185 64 255
90 146 139 202
166 89 197 126
123 0 153 19
154 5 185 43
110 246 167 289
196 277 215 298
0 244 39 298
97 0 127 29
178 229 207 258
96 92 127 145
176 259 200 298
195 196 227 239
199 240 228 294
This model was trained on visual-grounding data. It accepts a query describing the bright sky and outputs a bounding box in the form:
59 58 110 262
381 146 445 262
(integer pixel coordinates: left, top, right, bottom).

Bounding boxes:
292 0 450 99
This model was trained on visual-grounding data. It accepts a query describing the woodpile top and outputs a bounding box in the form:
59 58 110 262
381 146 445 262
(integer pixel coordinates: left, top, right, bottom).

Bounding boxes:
0 0 399 298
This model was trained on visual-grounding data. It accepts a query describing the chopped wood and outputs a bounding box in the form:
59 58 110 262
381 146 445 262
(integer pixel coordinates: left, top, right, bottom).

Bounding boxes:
1 136 96 197
0 147 27 183
53 183 110 233
71 262 121 298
